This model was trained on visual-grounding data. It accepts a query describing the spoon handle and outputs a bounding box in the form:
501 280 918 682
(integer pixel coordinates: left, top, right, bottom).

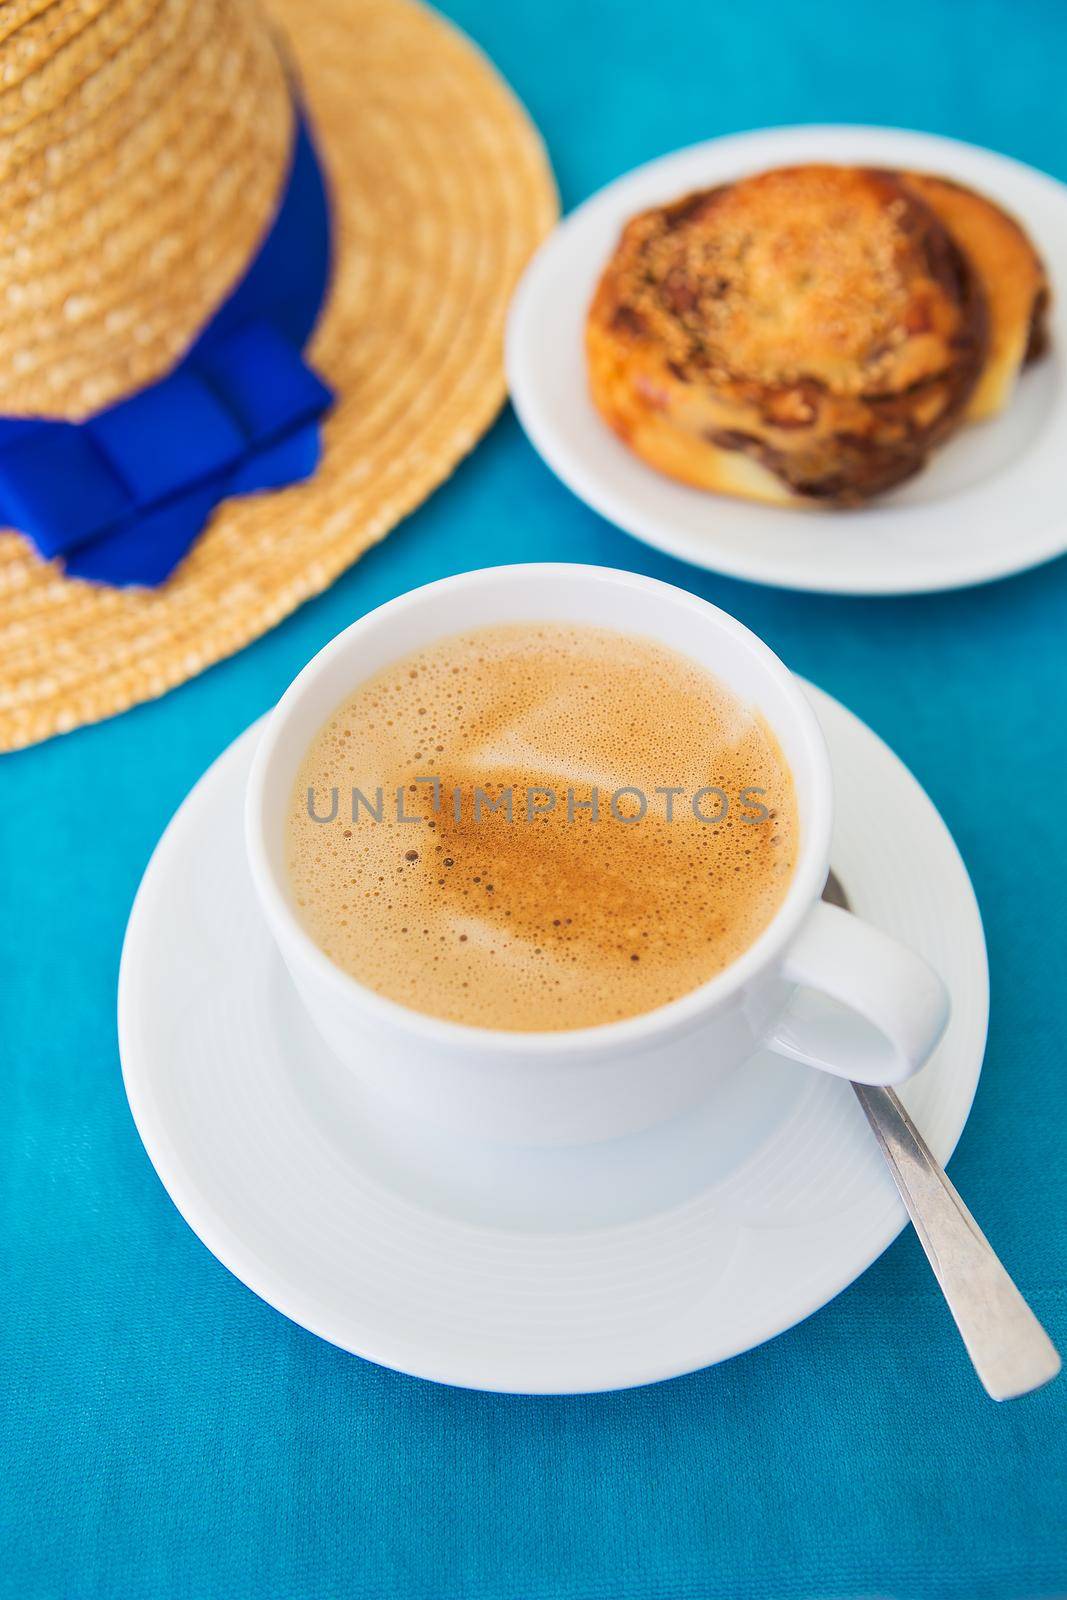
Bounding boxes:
852 1083 1060 1401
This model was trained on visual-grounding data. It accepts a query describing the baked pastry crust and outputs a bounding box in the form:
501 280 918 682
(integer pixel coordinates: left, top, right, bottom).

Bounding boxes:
586 165 991 506
900 173 1049 422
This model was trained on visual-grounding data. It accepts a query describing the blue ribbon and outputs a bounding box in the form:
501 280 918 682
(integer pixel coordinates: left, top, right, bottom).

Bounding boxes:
0 111 333 587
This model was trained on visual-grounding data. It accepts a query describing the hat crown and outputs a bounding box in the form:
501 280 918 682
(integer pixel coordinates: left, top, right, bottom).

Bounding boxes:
0 0 292 420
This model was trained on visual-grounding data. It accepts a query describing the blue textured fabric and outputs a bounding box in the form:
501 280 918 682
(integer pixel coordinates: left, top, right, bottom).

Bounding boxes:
0 115 333 588
2 3 1066 1597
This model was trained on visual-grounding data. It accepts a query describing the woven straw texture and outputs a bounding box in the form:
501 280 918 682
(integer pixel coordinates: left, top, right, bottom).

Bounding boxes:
0 0 557 751
0 0 293 420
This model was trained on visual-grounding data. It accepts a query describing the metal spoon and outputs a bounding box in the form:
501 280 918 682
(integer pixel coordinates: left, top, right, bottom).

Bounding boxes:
822 869 1059 1401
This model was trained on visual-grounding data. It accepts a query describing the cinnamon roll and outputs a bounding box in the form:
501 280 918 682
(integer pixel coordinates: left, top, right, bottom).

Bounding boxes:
586 163 1047 507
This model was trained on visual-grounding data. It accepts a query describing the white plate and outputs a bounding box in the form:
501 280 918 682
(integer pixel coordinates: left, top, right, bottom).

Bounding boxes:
507 124 1067 595
119 684 988 1393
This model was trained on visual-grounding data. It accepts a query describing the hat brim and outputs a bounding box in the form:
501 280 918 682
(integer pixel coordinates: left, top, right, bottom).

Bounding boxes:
0 0 557 751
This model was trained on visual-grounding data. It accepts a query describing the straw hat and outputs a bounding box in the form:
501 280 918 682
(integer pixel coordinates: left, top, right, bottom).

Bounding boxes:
0 0 557 750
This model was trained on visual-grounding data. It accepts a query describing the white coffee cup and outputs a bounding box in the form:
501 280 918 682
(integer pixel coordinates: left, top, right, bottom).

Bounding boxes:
246 564 948 1146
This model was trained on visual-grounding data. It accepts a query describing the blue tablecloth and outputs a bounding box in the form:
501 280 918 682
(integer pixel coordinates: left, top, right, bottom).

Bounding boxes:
3 2 1066 1596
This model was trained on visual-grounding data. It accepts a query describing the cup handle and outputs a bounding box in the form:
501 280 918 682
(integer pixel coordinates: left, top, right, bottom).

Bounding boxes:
767 902 950 1086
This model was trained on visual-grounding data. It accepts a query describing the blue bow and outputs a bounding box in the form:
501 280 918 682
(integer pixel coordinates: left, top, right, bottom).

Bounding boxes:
0 112 333 588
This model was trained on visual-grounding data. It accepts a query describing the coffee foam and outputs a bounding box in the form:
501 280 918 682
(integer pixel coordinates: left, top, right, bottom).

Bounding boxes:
286 624 798 1030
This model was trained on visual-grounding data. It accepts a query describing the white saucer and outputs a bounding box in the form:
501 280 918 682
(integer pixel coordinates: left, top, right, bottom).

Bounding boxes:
119 683 988 1393
507 124 1067 595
